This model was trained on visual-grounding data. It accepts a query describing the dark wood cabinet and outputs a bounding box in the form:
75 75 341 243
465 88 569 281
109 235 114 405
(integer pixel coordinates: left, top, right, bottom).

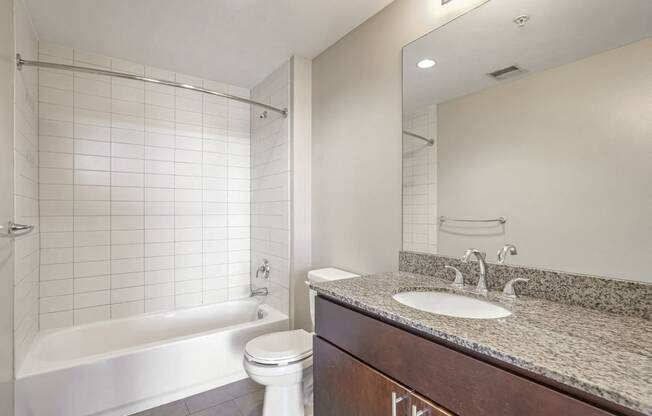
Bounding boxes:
314 336 411 416
314 336 452 416
314 296 635 416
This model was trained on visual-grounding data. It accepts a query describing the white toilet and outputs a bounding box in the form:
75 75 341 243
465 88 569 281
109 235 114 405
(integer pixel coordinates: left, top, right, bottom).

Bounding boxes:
243 268 360 416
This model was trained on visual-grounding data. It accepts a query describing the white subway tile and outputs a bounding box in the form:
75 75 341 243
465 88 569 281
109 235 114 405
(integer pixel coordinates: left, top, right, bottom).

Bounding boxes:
74 260 110 278
111 301 144 319
74 216 110 231
40 279 73 297
145 256 173 271
75 93 110 112
111 244 145 259
111 172 144 187
41 232 73 248
145 269 174 285
111 287 144 303
40 311 73 329
74 276 110 293
74 306 110 325
74 201 110 216
112 230 145 245
75 154 110 171
111 258 144 274
112 128 145 145
74 124 110 142
145 297 174 312
74 245 110 262
111 201 144 216
39 168 73 184
74 185 110 201
74 291 110 308
111 272 144 288
175 293 202 308
39 136 74 153
111 187 144 201
40 295 73 313
74 170 111 186
75 139 110 156
40 247 73 265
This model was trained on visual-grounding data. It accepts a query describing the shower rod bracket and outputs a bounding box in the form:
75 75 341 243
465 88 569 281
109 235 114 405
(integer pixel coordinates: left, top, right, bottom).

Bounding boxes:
15 54 288 118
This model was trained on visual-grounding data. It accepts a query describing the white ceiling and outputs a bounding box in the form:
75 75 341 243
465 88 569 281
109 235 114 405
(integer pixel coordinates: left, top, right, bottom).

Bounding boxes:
25 0 394 88
403 0 652 115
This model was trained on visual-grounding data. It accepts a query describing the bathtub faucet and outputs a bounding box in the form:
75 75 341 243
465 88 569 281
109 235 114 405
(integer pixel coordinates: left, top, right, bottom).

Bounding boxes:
250 287 269 297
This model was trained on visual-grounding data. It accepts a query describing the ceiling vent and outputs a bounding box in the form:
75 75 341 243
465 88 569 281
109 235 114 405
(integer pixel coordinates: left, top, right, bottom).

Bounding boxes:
487 64 527 81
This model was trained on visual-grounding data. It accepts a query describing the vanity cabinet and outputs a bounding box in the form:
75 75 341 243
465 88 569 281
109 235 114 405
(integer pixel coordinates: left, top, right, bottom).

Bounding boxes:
314 296 629 416
314 336 452 416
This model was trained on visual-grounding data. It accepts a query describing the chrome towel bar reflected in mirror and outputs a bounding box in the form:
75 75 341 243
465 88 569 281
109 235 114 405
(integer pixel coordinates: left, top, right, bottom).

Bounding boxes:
439 216 506 225
0 222 35 238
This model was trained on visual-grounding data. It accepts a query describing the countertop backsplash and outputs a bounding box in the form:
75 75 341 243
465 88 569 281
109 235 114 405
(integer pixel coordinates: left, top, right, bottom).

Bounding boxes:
399 251 652 320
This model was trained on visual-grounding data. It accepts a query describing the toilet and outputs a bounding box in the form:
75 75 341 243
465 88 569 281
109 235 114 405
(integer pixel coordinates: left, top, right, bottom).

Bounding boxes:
243 268 360 416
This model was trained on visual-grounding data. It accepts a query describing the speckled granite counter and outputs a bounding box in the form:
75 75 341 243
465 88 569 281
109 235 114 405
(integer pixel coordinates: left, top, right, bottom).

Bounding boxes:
311 271 652 415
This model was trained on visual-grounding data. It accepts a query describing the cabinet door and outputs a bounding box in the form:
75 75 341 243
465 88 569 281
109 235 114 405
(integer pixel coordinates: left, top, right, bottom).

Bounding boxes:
314 336 411 416
410 393 455 416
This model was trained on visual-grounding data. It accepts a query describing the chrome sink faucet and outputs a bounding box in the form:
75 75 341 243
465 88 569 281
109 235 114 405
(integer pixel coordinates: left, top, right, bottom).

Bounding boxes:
461 249 488 294
497 244 518 264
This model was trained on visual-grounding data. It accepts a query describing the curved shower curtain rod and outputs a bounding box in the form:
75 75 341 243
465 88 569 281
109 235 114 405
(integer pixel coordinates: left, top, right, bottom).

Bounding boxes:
16 54 288 118
402 130 434 146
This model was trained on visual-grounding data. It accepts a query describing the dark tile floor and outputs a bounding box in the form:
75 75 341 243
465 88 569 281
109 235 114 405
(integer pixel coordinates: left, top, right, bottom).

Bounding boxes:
131 378 264 416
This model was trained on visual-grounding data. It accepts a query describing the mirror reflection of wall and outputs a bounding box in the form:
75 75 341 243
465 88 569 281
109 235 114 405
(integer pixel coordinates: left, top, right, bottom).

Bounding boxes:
402 0 652 282
402 106 438 254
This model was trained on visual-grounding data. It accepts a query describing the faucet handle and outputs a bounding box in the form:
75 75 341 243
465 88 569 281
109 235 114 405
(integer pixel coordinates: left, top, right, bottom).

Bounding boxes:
444 265 464 288
497 244 518 264
502 278 529 298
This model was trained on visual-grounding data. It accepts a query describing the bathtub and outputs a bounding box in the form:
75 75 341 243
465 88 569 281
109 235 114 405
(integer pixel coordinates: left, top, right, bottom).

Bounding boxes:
15 299 288 416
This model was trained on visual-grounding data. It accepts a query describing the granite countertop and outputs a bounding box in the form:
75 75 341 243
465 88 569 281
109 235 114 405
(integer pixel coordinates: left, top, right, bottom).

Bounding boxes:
311 271 652 415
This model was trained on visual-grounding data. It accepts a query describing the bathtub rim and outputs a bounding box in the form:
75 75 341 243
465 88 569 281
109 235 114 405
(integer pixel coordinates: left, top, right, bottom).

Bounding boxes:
17 299 288 379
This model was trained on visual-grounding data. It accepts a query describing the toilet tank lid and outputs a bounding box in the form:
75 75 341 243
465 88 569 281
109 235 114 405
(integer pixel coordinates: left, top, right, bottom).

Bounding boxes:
308 267 360 283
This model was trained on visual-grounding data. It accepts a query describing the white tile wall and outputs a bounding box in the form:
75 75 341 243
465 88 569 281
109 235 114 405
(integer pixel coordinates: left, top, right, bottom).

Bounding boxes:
403 106 438 254
14 0 40 369
250 63 290 314
38 43 253 328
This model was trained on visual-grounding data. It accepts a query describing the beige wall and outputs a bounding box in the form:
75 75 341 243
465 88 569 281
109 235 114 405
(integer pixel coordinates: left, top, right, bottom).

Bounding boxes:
438 39 652 282
0 0 15 412
289 56 313 331
311 0 487 275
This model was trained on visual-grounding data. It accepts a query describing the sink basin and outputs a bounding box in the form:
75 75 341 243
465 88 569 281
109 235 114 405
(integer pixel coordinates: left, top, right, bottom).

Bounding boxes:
392 291 512 319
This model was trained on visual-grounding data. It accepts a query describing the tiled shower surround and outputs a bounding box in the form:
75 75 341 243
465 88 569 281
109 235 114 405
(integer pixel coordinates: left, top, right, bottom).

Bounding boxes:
402 105 438 254
37 43 256 329
14 0 39 366
250 63 290 315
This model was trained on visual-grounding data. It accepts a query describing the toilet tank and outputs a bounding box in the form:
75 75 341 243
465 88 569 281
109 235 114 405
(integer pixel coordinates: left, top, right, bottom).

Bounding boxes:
307 268 360 330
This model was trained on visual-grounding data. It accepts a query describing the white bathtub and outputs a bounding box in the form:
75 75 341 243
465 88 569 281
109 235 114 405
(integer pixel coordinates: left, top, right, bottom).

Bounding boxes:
15 300 288 416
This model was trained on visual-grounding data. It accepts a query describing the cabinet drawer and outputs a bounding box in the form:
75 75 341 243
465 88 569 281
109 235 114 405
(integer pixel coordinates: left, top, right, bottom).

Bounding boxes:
314 336 453 416
315 296 618 416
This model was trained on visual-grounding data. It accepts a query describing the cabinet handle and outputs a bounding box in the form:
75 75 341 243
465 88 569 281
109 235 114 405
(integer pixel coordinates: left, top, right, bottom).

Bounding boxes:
412 404 430 416
391 391 409 416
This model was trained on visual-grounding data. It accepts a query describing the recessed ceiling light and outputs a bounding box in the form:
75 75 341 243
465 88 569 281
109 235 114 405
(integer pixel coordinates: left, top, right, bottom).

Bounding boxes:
417 59 436 69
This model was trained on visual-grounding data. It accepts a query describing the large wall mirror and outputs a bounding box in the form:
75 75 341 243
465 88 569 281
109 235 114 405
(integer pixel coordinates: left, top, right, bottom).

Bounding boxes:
402 0 652 282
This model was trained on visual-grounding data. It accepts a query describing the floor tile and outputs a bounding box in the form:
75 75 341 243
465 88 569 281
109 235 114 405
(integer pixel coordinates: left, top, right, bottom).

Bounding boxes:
131 399 189 416
233 389 264 416
189 400 241 416
185 379 262 413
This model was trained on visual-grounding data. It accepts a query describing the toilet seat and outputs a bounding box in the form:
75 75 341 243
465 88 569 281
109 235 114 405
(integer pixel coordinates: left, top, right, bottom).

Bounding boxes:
245 329 313 366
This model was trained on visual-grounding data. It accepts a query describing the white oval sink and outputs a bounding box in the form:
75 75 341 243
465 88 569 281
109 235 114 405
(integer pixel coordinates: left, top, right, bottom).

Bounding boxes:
392 291 512 319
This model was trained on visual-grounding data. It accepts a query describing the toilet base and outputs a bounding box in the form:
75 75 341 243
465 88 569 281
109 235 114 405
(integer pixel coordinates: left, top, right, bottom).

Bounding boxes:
262 384 305 416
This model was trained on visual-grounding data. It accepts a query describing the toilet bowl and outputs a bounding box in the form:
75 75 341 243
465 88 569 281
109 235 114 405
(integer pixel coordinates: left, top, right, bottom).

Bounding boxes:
243 268 359 416
244 330 313 416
